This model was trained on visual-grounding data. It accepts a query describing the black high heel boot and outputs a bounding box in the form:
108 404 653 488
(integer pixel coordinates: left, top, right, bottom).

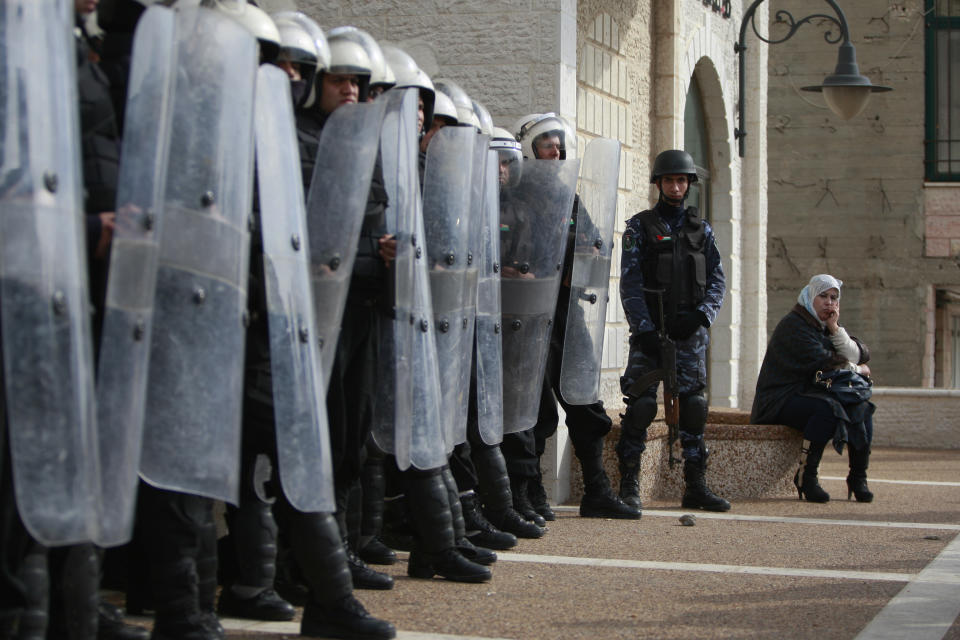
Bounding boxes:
846 446 874 502
794 441 830 503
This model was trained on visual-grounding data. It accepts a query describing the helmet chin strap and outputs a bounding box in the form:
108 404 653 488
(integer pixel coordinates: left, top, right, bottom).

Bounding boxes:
656 180 688 207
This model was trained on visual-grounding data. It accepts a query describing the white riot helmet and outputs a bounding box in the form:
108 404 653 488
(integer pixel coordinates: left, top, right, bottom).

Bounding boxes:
271 11 331 71
213 2 281 62
381 45 435 131
433 91 458 125
324 26 373 102
327 26 395 95
491 127 523 188
433 79 479 129
513 112 576 160
271 18 319 106
472 100 493 136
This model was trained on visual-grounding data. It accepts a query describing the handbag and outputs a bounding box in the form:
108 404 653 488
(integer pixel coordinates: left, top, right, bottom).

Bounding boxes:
814 369 872 403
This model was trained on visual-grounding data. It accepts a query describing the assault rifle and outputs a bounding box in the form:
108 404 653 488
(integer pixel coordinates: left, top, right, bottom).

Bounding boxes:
627 288 680 467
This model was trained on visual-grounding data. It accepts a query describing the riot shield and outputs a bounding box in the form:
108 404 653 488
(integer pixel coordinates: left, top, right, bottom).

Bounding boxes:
475 149 503 445
451 129 488 447
94 5 176 547
139 5 258 504
0 0 102 545
500 159 580 434
254 64 333 513
373 88 444 471
305 99 387 387
559 138 620 405
421 125 475 453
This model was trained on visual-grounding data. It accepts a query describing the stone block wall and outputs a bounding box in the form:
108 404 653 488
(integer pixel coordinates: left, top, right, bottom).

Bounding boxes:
871 387 960 449
765 0 944 388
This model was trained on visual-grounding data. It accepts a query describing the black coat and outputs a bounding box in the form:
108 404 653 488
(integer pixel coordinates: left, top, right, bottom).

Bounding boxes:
751 304 873 451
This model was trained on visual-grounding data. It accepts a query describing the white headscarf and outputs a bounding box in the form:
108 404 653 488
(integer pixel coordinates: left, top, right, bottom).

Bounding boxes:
797 274 842 327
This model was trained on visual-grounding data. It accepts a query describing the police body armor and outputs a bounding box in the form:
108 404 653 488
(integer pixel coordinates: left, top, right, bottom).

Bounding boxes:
0 0 104 545
499 159 580 434
373 88 444 471
303 100 388 386
94 4 177 546
254 64 334 513
139 5 258 504
638 206 708 324
475 148 504 445
558 138 620 406
421 125 475 453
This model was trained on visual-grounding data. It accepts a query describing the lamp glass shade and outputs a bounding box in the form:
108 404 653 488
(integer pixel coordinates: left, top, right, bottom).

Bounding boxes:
822 85 871 120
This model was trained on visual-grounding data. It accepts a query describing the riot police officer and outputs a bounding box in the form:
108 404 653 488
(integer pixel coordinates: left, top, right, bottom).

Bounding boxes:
501 114 639 521
618 149 730 513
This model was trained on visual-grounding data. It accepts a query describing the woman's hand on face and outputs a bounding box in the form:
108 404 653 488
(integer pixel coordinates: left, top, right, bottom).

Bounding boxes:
858 363 871 377
824 309 839 334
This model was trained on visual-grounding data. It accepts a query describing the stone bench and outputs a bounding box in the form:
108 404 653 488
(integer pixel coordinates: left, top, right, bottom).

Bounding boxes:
563 408 803 504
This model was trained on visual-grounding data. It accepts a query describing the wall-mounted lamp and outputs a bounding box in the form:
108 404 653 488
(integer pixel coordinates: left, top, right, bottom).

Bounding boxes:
734 0 892 157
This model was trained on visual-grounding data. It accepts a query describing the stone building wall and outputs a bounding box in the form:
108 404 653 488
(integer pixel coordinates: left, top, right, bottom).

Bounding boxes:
765 0 940 387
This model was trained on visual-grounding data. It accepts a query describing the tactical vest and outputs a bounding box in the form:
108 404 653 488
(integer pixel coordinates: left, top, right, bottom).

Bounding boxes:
637 206 707 319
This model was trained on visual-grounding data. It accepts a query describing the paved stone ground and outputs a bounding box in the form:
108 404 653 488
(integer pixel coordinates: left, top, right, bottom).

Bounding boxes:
119 447 960 639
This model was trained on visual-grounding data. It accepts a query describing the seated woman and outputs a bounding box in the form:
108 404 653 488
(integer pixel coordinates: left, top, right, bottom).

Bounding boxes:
751 274 875 503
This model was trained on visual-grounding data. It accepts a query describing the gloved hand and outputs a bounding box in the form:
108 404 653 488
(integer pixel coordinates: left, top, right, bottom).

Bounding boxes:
637 331 660 356
669 311 707 341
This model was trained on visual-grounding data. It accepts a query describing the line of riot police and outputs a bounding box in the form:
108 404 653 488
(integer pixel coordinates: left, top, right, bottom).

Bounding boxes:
0 2 635 639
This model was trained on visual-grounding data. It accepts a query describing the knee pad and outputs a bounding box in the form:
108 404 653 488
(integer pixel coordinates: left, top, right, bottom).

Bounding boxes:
678 394 707 435
622 395 657 437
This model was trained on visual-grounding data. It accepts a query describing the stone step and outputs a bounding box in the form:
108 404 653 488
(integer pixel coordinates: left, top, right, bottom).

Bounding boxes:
566 407 802 503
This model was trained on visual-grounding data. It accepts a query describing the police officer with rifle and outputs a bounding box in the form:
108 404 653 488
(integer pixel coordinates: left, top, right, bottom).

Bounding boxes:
617 150 730 513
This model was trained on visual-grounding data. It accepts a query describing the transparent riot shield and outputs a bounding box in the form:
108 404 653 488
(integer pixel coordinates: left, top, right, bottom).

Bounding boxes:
500 159 580 434
475 149 503 445
94 5 176 547
139 5 258 504
373 88 444 471
0 0 101 545
559 138 620 405
254 64 333 513
450 130 488 448
305 99 387 386
421 125 475 453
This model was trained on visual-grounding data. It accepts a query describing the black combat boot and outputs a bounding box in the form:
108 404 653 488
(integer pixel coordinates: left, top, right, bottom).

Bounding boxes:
617 458 642 509
578 444 640 519
846 446 873 502
195 500 224 639
793 441 830 503
404 471 491 583
338 488 393 592
527 468 555 522
300 594 396 640
682 459 731 511
510 477 546 527
219 500 295 621
440 468 496 566
345 548 394 591
472 448 544 539
96 602 149 640
378 495 415 553
460 491 517 551
18 545 49 640
47 544 99 640
273 507 395 640
357 453 397 566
